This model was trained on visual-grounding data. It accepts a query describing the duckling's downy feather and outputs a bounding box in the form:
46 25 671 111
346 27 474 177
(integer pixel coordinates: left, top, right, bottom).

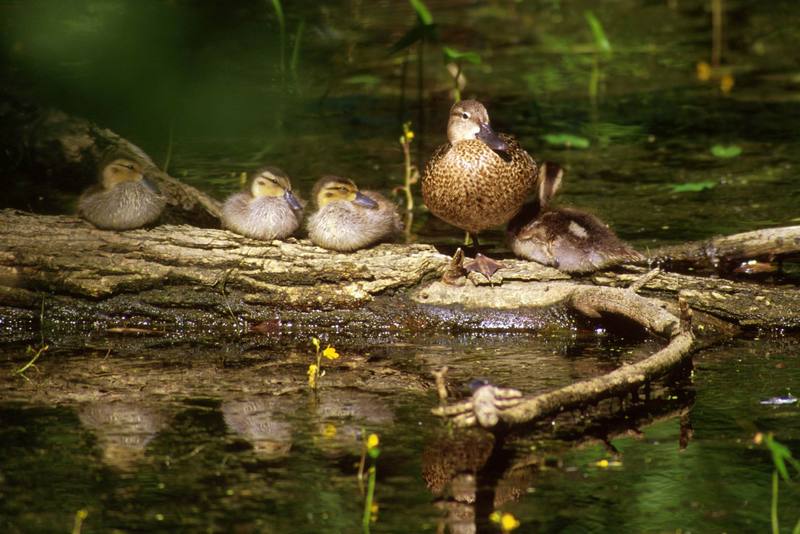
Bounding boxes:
78 181 165 230
222 193 302 240
307 191 402 252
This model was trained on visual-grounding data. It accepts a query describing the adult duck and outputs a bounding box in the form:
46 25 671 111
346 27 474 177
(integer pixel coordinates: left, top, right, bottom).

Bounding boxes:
422 99 538 276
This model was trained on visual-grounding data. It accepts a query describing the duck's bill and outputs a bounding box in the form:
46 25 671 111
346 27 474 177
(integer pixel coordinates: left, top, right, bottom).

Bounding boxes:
476 122 509 152
141 177 161 195
353 191 379 209
284 190 303 211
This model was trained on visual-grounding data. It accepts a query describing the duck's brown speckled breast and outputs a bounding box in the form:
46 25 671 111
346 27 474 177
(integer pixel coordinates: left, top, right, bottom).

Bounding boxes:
421 134 538 234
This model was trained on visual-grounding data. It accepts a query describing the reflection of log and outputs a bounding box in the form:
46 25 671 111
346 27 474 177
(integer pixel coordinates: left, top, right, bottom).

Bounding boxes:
433 286 694 428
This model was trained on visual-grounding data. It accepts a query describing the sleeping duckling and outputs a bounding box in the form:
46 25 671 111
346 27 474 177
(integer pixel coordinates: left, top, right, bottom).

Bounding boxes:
508 164 643 272
221 166 303 240
78 156 165 230
307 175 402 252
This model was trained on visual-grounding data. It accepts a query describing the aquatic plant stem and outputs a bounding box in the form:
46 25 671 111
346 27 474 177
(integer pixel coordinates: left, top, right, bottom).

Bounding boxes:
163 117 175 173
452 63 462 103
269 0 286 86
771 470 779 534
711 0 723 67
290 19 305 89
362 465 376 532
14 344 49 379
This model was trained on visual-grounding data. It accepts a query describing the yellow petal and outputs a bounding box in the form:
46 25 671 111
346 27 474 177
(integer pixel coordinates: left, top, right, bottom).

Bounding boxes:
367 433 380 450
500 513 520 531
696 61 712 81
720 74 734 94
311 337 320 351
322 346 340 360
596 459 610 468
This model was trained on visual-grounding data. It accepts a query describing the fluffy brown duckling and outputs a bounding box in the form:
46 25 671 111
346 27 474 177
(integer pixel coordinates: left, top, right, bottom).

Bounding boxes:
306 175 402 252
422 99 539 276
508 164 643 272
78 156 165 230
221 166 303 240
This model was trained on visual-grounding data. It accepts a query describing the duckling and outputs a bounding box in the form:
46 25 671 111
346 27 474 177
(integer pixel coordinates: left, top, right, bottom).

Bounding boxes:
508 165 643 273
307 175 402 252
78 156 165 230
422 99 538 276
221 166 303 240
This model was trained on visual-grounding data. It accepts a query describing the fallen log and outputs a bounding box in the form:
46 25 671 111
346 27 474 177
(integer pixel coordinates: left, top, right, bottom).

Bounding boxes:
1 96 220 226
3 209 800 347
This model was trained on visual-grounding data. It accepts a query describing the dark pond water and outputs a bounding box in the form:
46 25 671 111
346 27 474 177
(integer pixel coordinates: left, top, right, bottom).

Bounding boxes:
2 0 800 532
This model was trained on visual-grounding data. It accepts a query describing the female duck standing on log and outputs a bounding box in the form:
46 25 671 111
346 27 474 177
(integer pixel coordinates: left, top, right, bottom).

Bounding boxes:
422 99 539 278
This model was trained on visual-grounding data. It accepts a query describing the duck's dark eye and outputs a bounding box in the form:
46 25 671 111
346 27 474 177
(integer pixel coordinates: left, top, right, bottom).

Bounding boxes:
461 112 469 119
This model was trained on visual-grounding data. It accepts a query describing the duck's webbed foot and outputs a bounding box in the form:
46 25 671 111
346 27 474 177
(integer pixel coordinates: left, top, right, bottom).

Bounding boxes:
442 247 468 285
463 253 506 280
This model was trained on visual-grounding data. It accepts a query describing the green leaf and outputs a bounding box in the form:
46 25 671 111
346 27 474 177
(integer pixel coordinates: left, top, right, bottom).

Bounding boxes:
670 180 716 193
443 46 481 64
584 11 612 54
710 144 742 158
541 133 590 149
409 0 433 25
766 435 796 481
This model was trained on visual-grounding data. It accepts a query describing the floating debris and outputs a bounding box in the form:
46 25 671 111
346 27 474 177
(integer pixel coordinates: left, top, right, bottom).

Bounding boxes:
760 395 797 406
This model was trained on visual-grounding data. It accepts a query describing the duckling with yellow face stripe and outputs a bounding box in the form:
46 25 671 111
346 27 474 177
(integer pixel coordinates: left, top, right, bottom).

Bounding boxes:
307 175 402 252
222 166 304 240
78 155 166 230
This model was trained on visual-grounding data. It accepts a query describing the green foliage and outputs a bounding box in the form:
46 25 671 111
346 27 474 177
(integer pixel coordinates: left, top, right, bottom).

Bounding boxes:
409 0 433 25
710 144 742 158
670 181 716 193
584 11 612 55
443 46 481 65
541 133 590 149
764 433 800 482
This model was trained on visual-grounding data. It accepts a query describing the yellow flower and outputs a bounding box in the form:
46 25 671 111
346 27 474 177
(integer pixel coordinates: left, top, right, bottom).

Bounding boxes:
596 459 609 468
720 73 734 94
500 513 520 532
366 433 380 450
307 364 318 388
322 346 340 360
321 423 337 438
696 61 712 81
311 337 320 352
405 130 415 141
491 512 520 532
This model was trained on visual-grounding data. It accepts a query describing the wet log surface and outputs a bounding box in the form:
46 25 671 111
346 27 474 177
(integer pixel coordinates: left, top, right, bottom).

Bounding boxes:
2 209 800 348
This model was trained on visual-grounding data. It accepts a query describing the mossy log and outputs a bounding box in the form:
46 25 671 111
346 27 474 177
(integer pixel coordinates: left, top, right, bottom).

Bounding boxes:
3 209 800 347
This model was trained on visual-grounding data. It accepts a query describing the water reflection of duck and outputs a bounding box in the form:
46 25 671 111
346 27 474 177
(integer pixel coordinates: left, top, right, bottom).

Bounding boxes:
78 155 165 230
306 175 402 252
422 99 539 276
221 166 303 240
508 164 643 272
